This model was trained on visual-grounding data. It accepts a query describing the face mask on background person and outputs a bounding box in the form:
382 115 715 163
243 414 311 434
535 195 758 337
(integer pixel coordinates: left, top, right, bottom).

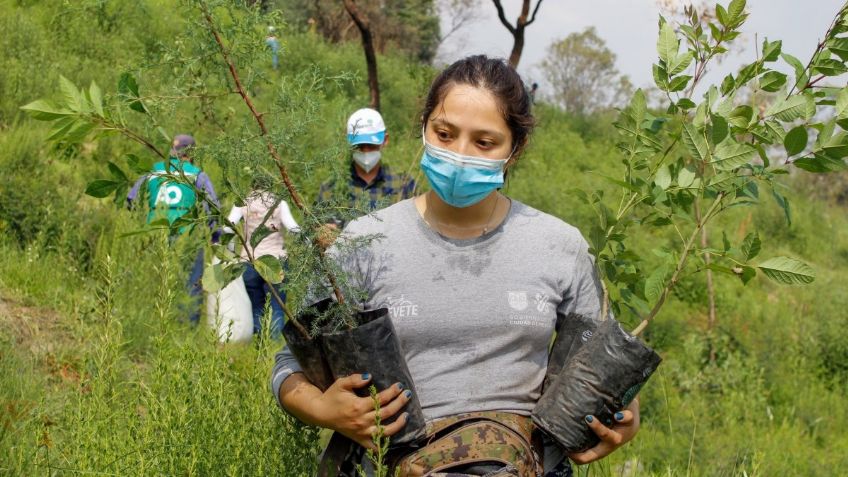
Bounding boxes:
420 138 510 208
352 149 382 173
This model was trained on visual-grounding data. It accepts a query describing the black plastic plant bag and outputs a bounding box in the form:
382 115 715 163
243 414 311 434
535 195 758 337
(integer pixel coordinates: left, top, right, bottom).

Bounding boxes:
543 313 599 393
322 307 427 446
533 317 662 453
281 298 336 391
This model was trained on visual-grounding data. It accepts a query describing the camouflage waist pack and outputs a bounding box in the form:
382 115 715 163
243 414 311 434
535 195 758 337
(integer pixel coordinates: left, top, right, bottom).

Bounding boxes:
387 411 544 477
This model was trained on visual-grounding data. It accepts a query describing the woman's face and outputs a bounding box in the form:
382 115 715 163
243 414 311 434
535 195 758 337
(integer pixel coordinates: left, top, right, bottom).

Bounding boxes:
424 83 513 161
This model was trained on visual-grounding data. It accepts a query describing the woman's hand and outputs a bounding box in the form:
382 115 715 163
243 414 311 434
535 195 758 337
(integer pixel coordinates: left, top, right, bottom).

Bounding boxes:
568 397 640 465
313 373 413 449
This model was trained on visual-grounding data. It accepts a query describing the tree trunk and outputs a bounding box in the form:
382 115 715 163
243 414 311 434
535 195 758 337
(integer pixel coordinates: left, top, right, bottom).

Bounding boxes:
492 0 544 69
342 0 380 111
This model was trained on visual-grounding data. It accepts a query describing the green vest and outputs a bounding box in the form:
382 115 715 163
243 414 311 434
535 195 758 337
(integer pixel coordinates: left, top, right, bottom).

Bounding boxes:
146 158 200 225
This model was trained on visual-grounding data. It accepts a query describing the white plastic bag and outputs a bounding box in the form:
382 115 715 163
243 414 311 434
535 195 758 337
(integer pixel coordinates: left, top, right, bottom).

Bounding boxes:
206 258 253 343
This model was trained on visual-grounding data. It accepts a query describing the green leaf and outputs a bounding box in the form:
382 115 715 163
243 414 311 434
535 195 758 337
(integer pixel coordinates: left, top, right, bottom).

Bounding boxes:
669 52 693 76
720 74 735 95
783 126 808 156
716 4 729 26
655 165 672 190
728 105 754 129
757 256 815 285
836 88 848 119
89 82 104 117
771 189 791 224
826 37 848 62
85 179 122 198
126 153 153 174
813 58 848 77
202 261 244 293
668 75 692 92
765 95 808 122
822 131 848 158
20 100 73 121
249 224 274 249
254 255 284 285
47 117 78 141
629 89 647 124
738 265 757 284
711 115 729 145
63 121 95 143
759 71 787 92
793 153 848 173
657 22 679 67
653 64 669 91
728 0 746 25
764 120 786 144
107 162 128 182
677 166 696 188
58 75 82 111
677 98 696 110
157 126 170 142
118 72 140 97
713 140 755 171
781 52 806 81
682 123 710 162
645 265 668 303
741 232 761 261
762 38 782 62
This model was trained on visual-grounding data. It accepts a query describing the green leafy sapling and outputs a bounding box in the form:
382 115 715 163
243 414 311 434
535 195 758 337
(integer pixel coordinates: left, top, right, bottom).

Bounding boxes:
588 0 847 336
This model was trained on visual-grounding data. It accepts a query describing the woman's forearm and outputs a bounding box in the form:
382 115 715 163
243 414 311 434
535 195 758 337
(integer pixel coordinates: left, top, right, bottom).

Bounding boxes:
279 372 328 428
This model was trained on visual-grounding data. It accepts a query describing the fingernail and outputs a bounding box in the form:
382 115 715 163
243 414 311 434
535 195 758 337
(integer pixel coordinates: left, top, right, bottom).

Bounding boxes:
397 382 405 390
615 412 624 421
404 390 413 398
585 415 593 423
361 373 370 380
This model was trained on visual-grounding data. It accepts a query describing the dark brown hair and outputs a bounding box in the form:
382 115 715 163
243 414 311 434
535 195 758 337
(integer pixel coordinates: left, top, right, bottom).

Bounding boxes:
420 55 535 158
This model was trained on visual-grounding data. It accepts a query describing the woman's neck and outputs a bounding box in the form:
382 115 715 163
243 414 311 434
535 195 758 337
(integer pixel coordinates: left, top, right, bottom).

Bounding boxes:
416 191 509 239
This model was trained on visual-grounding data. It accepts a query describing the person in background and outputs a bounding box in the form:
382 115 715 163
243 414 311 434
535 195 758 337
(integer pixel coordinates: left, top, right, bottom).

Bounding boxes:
224 188 300 339
266 26 280 70
315 108 415 248
529 82 539 104
127 134 219 324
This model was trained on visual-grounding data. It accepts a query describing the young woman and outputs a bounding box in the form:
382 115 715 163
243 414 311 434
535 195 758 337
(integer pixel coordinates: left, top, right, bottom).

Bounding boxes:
272 55 639 475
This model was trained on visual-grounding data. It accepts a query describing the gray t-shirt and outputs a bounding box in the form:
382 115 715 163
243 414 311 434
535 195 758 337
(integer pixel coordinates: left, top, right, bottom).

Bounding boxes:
271 197 604 424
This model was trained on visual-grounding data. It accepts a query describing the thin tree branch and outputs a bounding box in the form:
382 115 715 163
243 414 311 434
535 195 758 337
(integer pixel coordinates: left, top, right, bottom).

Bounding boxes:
491 0 516 35
526 0 544 26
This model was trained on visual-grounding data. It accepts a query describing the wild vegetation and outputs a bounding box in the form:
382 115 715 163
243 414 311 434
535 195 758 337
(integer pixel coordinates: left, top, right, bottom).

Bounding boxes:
1 0 847 476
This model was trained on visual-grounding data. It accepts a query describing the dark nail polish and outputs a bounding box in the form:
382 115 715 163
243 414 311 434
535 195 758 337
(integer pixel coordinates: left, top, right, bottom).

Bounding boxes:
361 373 371 380
615 412 624 421
585 415 594 423
397 382 405 390
404 390 413 398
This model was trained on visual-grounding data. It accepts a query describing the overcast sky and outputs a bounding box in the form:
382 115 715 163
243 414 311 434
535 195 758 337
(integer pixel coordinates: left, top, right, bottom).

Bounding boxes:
436 0 844 94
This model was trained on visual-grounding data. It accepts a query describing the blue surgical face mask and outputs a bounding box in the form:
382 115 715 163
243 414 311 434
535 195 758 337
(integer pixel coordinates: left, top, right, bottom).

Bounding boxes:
420 135 510 208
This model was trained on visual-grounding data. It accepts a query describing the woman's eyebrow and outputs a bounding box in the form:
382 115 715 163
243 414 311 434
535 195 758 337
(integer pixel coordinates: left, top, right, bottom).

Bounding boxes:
430 118 505 139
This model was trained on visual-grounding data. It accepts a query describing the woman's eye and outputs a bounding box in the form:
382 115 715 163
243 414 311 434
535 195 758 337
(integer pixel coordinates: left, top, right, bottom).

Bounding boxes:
436 131 451 140
477 140 493 148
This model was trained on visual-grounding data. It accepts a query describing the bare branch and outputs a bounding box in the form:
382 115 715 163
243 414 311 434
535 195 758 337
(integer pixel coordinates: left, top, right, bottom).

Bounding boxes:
526 0 544 26
491 0 516 35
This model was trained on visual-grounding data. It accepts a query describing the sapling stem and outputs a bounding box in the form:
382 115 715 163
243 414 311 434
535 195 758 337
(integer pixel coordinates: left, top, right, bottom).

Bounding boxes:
199 1 348 335
631 192 726 337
